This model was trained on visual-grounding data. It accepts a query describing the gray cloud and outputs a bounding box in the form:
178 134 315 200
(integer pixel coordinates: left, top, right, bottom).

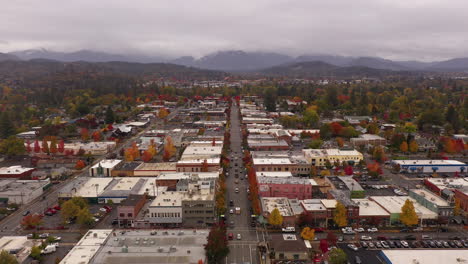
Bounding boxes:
1 0 468 61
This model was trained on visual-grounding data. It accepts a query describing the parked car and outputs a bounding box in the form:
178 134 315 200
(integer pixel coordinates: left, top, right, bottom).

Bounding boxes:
360 236 372 241
368 242 375 248
354 228 365 233
375 242 382 248
400 241 409 248
394 241 402 248
360 241 368 248
237 233 241 240
228 233 233 240
22 210 30 216
388 241 396 248
367 227 378 233
443 241 450 248
347 244 358 251
381 241 390 249
448 241 457 248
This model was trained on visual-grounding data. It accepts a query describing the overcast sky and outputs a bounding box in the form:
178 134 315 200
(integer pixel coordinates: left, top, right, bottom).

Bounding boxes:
2 0 468 61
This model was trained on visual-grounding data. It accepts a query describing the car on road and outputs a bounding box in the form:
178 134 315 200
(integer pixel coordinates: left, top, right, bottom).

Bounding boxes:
229 200 234 206
354 228 364 233
39 233 50 238
360 236 372 241
53 205 61 211
228 233 233 240
347 244 358 251
237 234 241 240
235 179 239 184
367 227 378 233
422 235 432 240
235 188 239 193
405 235 416 240
229 209 234 214
281 227 295 233
22 210 30 216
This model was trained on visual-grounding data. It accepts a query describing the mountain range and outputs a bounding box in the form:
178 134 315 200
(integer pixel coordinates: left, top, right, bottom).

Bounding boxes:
3 49 468 73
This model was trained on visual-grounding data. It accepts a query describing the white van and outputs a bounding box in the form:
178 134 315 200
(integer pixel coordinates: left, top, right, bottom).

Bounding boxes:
41 245 56 254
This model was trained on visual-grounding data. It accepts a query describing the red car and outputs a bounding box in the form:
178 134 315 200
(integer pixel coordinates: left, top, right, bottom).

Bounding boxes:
53 205 61 211
228 233 234 240
314 228 326 233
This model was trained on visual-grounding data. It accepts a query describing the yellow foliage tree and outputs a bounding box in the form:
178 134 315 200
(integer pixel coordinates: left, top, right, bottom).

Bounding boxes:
320 170 331 177
400 199 419 227
268 208 283 227
409 140 418 153
124 148 135 161
158 108 169 119
300 227 315 241
454 198 461 216
333 201 348 227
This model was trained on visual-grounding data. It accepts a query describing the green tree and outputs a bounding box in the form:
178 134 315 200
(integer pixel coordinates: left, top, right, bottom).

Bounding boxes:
400 199 419 227
0 112 15 139
333 201 347 227
0 136 25 157
320 124 332 140
329 248 347 264
308 139 323 149
303 107 319 128
30 246 42 261
0 250 18 264
77 208 94 227
61 200 80 222
264 87 277 112
268 208 283 227
445 104 461 132
105 106 115 124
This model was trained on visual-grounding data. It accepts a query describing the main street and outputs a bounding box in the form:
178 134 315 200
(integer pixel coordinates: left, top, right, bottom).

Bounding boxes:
225 100 263 264
0 107 180 236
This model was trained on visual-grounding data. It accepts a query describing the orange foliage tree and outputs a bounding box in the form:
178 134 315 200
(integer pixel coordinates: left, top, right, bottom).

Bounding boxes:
163 136 176 161
80 128 90 141
21 214 43 229
75 160 86 170
92 131 102 142
58 139 65 153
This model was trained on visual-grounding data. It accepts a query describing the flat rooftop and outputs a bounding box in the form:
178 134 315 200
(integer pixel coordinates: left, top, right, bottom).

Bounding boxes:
71 178 113 197
320 199 337 209
410 189 450 206
91 159 122 169
150 191 184 207
370 196 438 219
135 162 177 171
353 198 390 217
261 197 294 216
381 250 468 264
393 160 466 166
253 158 292 165
337 176 364 191
0 179 50 194
257 176 317 186
301 199 327 211
114 162 143 171
182 145 222 156
157 172 219 181
255 171 293 178
91 229 209 264
0 165 34 174
60 229 112 264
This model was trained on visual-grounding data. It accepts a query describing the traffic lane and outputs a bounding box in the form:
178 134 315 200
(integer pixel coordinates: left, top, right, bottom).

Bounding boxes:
227 243 257 264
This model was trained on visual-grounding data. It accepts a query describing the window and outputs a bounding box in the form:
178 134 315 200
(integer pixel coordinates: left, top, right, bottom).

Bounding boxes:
119 213 124 217
279 253 285 259
127 213 133 217
293 254 300 260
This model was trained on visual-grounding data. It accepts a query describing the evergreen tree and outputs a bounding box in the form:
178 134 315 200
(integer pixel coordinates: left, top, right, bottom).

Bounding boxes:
105 106 115 124
0 112 15 139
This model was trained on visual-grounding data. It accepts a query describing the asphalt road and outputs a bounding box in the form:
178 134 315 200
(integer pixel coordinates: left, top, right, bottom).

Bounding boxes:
225 101 262 264
0 108 180 236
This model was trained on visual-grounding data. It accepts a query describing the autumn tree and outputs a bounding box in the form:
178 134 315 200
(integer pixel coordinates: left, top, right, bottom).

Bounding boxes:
124 148 135 161
333 201 347 227
204 223 229 264
77 208 94 227
158 108 169 119
141 151 153 162
400 199 419 227
25 140 31 153
409 140 418 153
49 137 58 154
300 227 315 240
80 128 90 141
303 106 319 127
163 136 176 161
75 160 86 169
372 146 387 163
444 139 456 153
58 139 65 153
320 169 331 177
400 141 408 152
33 140 41 153
21 214 43 229
454 198 461 216
336 137 344 148
268 208 283 227
41 138 49 154
92 131 102 142
30 246 42 261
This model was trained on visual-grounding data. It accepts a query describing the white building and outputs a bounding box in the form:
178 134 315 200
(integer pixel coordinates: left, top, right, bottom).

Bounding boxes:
0 179 50 205
148 191 184 225
392 160 468 173
89 159 122 177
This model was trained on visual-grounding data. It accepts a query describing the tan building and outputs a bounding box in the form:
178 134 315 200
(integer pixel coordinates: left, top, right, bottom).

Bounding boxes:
302 148 363 167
